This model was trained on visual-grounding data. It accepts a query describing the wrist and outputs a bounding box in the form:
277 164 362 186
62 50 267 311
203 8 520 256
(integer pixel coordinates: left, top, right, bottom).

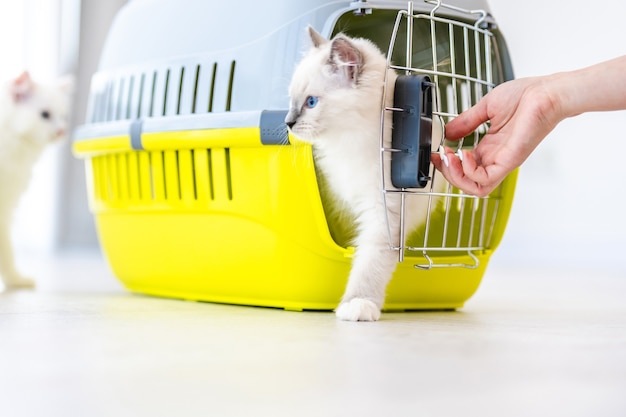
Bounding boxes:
542 71 581 121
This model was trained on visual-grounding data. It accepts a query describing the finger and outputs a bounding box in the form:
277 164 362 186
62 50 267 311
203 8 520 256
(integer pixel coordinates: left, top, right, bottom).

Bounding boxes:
434 148 503 196
431 146 452 170
458 150 508 196
446 153 484 195
431 152 444 170
434 151 482 196
438 150 503 197
445 99 490 141
458 149 481 181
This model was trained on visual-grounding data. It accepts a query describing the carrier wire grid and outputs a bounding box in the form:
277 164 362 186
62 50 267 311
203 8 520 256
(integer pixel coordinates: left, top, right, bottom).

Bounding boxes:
380 0 515 269
72 0 517 312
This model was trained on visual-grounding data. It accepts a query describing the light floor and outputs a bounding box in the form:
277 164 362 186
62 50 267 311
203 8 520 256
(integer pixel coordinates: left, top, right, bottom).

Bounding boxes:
1 250 625 417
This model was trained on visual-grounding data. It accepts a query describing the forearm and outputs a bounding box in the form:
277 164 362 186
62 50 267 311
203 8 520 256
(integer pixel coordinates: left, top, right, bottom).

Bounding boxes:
550 55 626 118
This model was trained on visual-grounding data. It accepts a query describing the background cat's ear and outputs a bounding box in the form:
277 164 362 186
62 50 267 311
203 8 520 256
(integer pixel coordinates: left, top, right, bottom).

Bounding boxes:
11 71 34 103
307 25 328 48
329 37 362 87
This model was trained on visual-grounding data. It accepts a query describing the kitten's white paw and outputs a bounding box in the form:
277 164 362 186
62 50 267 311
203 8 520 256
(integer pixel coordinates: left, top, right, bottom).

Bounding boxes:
4 275 36 290
335 298 381 322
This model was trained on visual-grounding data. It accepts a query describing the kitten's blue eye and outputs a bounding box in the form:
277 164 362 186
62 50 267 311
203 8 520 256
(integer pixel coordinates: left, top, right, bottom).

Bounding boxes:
305 96 318 109
41 110 51 120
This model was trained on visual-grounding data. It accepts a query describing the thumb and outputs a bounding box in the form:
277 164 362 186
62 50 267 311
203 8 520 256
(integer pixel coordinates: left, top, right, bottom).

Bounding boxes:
445 99 489 141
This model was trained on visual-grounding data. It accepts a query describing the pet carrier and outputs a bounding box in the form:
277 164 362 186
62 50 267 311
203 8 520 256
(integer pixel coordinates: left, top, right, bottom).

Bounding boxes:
73 0 517 311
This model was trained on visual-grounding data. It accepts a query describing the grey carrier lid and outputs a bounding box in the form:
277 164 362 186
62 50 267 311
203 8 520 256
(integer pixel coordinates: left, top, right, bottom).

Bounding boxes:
76 0 498 141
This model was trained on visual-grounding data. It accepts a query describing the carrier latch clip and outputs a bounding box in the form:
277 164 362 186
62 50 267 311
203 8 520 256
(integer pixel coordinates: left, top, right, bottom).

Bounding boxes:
390 74 433 189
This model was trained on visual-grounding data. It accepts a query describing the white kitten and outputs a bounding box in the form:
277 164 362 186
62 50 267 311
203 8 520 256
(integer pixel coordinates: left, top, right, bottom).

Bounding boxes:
0 72 73 289
286 27 444 321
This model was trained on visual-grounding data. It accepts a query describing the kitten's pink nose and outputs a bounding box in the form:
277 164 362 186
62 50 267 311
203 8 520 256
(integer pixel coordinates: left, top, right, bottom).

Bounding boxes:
56 128 66 138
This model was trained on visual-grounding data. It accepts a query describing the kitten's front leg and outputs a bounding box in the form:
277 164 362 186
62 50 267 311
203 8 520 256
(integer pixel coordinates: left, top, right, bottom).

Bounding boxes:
0 223 35 289
335 243 398 321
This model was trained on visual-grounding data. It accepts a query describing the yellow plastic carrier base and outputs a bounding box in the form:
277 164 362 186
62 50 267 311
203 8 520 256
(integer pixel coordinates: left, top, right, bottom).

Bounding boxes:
73 0 517 311
74 123 516 311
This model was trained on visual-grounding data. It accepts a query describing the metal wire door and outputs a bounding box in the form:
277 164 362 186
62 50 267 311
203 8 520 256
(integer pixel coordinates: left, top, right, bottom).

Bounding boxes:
380 0 503 269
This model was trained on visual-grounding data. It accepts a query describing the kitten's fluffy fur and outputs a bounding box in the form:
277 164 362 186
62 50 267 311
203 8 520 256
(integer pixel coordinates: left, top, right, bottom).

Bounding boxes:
286 27 444 321
0 72 73 289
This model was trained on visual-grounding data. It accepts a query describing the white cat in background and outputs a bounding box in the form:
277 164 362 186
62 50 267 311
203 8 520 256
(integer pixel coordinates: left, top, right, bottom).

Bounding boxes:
286 27 444 321
0 72 73 290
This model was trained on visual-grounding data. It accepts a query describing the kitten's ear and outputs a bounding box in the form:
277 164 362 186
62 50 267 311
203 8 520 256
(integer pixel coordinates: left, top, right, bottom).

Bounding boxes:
11 71 34 103
307 25 328 48
329 37 362 87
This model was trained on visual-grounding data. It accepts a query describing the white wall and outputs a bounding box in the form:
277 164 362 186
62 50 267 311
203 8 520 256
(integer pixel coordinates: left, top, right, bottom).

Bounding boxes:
486 0 626 271
2 0 126 254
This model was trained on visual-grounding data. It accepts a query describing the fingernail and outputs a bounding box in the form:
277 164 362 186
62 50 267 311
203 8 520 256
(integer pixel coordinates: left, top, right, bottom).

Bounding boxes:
442 153 449 167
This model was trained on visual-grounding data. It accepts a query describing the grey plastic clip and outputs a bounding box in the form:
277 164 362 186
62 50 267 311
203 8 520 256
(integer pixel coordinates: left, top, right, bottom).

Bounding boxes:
260 110 290 145
130 119 144 150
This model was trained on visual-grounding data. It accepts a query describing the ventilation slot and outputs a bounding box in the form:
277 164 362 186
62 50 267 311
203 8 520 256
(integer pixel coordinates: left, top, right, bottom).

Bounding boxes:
225 61 236 112
206 149 215 200
136 73 145 118
176 67 185 115
115 78 124 120
126 76 134 119
162 69 171 117
191 64 200 114
208 63 217 112
224 148 233 199
149 71 157 117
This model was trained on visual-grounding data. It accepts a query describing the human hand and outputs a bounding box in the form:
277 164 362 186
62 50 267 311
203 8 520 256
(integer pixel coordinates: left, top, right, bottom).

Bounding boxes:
432 76 565 197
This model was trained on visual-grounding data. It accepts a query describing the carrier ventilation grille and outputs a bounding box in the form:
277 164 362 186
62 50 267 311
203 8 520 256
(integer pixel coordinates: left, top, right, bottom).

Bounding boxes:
87 61 237 123
91 149 234 204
